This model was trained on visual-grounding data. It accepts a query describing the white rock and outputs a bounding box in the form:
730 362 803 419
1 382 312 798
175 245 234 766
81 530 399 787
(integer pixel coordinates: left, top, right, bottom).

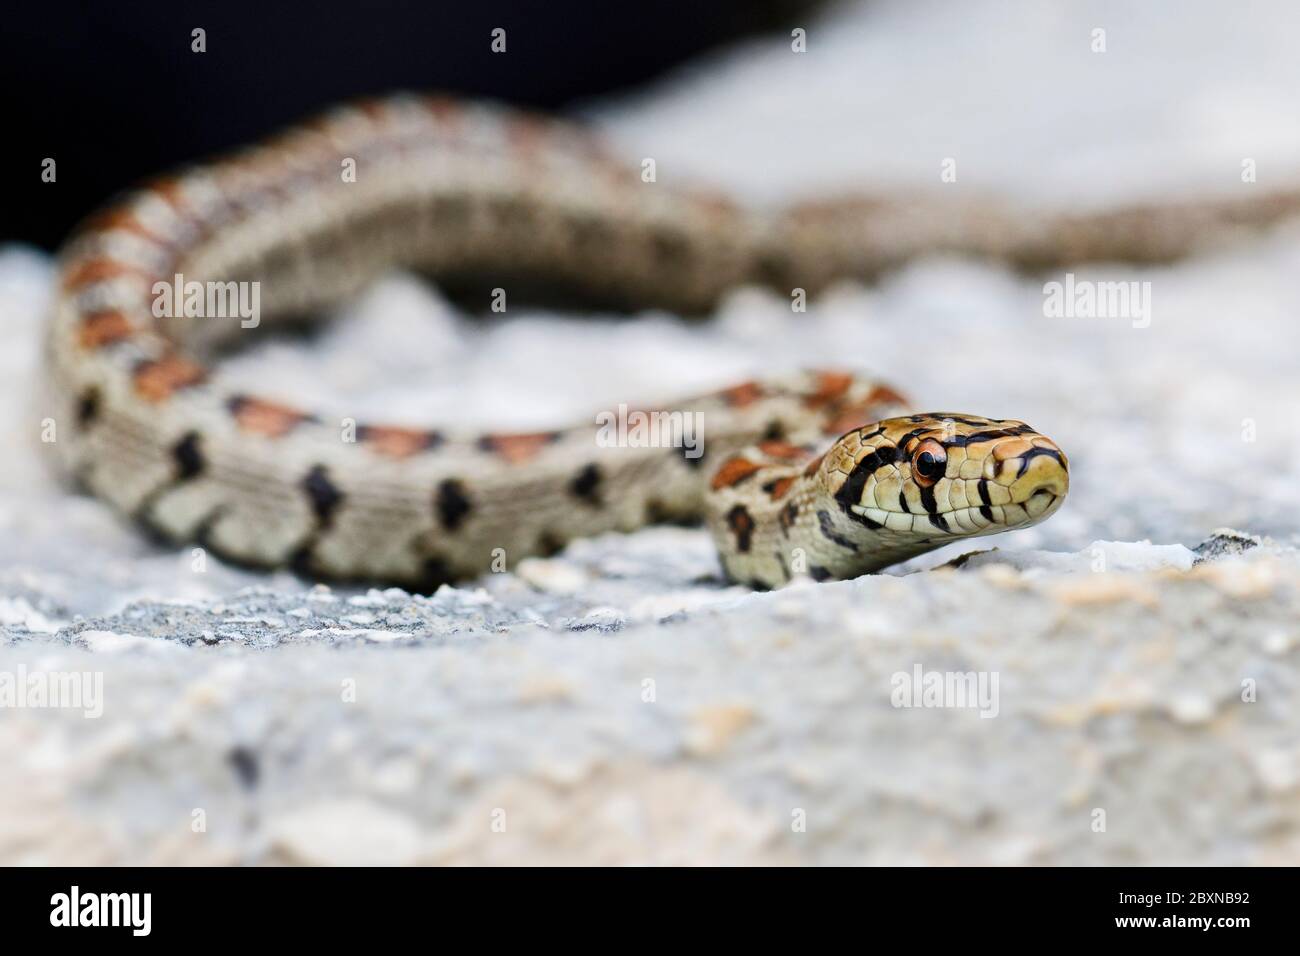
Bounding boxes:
268 799 425 866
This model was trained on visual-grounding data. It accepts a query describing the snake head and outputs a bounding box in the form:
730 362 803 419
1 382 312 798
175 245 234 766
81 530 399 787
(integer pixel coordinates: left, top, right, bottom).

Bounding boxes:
827 413 1069 544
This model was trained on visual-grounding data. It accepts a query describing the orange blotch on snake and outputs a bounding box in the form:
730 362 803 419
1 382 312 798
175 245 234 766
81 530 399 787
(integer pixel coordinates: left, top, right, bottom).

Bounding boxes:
757 440 809 461
133 355 207 402
79 310 135 348
358 425 441 459
865 384 908 407
710 456 763 490
716 381 764 408
479 431 561 465
822 401 880 435
763 476 796 500
82 207 158 241
803 371 855 409
229 395 312 437
63 259 146 289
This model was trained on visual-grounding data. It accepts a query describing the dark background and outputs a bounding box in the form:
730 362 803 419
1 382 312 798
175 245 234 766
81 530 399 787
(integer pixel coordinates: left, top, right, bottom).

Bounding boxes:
1 0 817 249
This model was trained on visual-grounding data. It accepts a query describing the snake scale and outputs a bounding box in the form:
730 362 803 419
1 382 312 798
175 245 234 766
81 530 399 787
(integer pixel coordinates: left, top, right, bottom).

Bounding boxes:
46 95 1297 589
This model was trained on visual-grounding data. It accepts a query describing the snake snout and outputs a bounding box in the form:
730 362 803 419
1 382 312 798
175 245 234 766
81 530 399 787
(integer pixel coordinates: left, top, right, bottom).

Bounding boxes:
1009 446 1069 509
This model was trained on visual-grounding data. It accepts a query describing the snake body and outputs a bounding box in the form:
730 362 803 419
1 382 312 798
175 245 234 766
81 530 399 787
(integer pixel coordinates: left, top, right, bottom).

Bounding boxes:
48 95 1291 588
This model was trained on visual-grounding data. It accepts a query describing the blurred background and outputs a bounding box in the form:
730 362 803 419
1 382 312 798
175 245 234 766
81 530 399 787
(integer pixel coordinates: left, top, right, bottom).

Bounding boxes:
1 0 814 247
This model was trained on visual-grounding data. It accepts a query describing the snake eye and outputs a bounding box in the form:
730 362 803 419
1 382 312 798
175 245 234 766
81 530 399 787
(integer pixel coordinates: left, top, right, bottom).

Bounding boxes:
911 439 947 487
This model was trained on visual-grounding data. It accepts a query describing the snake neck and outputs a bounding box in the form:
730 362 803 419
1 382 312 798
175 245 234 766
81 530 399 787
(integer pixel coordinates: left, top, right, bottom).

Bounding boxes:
706 440 927 589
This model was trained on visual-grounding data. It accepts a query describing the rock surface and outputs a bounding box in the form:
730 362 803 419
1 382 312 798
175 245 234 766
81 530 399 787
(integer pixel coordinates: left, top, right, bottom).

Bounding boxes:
3 0 1300 864
1 533 1297 865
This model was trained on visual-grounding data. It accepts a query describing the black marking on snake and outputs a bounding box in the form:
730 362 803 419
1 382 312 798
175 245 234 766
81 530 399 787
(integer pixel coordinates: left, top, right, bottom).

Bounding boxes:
172 431 204 479
436 478 473 531
190 502 228 548
809 565 833 582
941 425 1036 448
303 465 344 525
752 252 790 290
779 500 799 537
762 419 785 441
726 504 755 553
898 490 910 514
418 556 455 591
817 509 859 552
569 463 603 505
863 445 904 473
895 424 1033 453
1014 446 1065 477
896 428 931 449
833 445 900 517
978 479 992 506
773 550 791 583
130 444 216 538
134 488 220 548
288 543 317 578
76 387 100 427
174 503 292 579
941 415 1004 428
537 530 566 557
917 485 951 531
979 504 995 522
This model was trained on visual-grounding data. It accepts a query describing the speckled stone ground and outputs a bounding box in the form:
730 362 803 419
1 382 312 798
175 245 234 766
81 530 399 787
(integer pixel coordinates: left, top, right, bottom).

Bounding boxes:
3 0 1300 864
2 533 1297 865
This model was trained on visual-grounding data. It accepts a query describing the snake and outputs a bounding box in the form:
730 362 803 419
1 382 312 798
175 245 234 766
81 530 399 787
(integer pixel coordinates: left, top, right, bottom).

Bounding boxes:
45 94 1297 589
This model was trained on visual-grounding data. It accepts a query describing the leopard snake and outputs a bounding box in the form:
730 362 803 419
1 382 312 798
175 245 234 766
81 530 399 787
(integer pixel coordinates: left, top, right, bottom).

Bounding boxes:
46 95 1297 589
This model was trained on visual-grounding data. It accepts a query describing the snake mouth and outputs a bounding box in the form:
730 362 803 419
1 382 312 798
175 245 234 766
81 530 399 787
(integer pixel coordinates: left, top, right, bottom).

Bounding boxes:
1024 488 1059 519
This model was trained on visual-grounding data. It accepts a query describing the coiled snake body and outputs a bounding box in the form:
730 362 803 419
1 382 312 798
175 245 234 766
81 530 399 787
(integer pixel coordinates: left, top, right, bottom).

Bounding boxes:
48 95 1292 588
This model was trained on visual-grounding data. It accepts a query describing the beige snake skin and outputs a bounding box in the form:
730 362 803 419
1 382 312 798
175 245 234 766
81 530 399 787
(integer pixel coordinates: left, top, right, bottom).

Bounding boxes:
46 95 1295 588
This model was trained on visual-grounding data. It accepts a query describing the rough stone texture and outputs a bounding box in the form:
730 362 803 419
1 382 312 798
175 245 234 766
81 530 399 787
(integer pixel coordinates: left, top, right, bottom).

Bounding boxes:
1 536 1297 865
3 0 1300 864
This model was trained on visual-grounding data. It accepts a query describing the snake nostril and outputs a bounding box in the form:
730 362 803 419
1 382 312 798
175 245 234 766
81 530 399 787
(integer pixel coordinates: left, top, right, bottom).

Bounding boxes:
1024 463 1068 501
